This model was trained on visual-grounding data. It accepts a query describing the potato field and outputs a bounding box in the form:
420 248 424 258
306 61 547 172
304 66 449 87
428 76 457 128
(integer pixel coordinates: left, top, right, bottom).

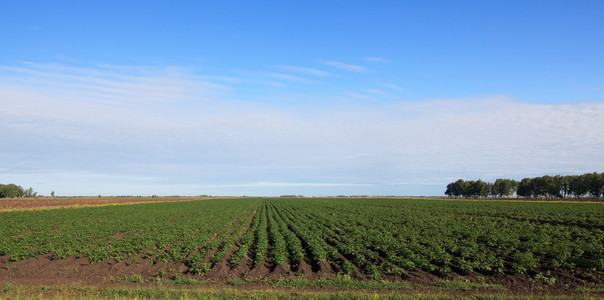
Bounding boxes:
0 197 602 297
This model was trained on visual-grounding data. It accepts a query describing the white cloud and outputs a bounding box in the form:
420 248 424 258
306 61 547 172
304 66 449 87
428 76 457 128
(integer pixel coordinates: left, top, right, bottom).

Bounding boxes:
276 65 329 77
1 63 604 196
262 72 309 83
364 88 386 95
364 57 389 63
380 83 403 91
324 61 367 72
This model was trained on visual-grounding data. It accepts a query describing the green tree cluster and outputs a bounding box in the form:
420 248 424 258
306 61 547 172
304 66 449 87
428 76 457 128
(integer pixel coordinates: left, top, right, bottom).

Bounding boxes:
445 179 517 198
0 184 37 198
516 173 604 199
446 172 604 199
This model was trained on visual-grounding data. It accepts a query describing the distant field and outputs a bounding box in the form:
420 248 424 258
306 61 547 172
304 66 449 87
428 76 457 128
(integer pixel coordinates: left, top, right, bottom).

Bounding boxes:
0 197 602 298
0 196 206 211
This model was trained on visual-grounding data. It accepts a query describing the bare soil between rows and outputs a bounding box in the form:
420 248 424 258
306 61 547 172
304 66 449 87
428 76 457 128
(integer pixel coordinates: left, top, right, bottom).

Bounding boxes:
0 197 212 211
0 254 601 297
1 198 602 297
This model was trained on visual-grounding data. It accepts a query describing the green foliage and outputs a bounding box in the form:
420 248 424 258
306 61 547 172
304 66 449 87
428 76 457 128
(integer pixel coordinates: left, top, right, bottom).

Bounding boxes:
513 252 539 274
0 183 25 198
575 284 604 293
0 197 602 288
252 203 269 266
446 172 604 199
226 278 249 286
535 273 556 286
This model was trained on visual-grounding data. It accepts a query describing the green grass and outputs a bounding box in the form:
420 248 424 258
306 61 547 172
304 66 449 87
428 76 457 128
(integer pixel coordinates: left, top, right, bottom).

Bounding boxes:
431 279 505 291
575 284 604 293
0 282 597 299
273 274 413 290
226 278 250 286
103 274 145 283
167 274 217 285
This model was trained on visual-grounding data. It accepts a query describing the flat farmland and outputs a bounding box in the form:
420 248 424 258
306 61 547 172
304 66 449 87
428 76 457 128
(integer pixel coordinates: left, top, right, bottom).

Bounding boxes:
0 196 207 211
0 198 602 298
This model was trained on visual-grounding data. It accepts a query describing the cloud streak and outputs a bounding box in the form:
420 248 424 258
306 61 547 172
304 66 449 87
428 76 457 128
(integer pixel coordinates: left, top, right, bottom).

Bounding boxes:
324 61 367 72
364 57 389 63
276 65 329 77
1 63 604 196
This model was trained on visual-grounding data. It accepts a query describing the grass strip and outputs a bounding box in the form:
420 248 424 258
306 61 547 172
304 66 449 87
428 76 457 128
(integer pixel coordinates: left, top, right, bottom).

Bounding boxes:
273 274 412 290
431 279 505 291
574 284 604 293
0 282 596 299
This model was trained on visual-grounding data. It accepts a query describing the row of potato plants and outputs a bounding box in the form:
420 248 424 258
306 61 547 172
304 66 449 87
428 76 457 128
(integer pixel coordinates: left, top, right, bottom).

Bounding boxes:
268 198 603 277
1 197 601 280
186 204 258 275
0 199 259 265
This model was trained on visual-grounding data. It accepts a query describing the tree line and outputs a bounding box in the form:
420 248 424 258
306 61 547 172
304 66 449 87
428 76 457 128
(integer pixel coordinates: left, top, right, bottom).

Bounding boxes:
445 172 604 199
0 183 37 198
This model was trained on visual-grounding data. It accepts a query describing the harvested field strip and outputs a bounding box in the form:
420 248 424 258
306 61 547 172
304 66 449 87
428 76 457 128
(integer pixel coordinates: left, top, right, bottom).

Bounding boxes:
0 197 211 211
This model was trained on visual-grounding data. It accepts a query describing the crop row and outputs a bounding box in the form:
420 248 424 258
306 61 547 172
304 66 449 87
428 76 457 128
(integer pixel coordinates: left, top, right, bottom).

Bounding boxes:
0 199 260 264
0 197 602 281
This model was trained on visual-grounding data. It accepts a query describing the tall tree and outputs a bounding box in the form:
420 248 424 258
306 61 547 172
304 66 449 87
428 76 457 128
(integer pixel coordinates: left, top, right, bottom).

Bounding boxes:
569 175 589 198
516 178 533 198
493 179 515 197
558 175 571 198
585 172 604 198
0 184 25 198
23 187 37 198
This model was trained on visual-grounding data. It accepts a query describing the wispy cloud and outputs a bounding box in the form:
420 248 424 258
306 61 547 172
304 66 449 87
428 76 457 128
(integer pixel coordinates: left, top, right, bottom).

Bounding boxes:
380 83 403 91
276 65 329 77
364 57 389 63
1 63 603 196
0 63 230 107
262 72 309 83
324 61 367 72
364 88 387 95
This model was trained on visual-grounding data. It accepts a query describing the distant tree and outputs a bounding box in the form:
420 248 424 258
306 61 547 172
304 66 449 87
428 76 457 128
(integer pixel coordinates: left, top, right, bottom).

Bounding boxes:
445 179 466 198
534 175 560 199
446 172 602 200
23 187 37 198
558 175 571 198
568 175 589 198
493 179 516 197
475 180 490 198
585 172 604 198
0 184 25 198
516 178 533 198
463 179 489 198
462 180 475 198
510 179 518 196
51 191 55 198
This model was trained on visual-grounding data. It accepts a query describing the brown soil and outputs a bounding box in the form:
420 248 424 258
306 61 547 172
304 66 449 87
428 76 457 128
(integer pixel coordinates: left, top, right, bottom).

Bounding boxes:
1 198 601 296
0 197 214 211
0 248 602 298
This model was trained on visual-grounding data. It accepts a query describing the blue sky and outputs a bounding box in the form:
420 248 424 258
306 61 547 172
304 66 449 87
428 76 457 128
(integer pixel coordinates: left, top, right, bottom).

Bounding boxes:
1 1 604 196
